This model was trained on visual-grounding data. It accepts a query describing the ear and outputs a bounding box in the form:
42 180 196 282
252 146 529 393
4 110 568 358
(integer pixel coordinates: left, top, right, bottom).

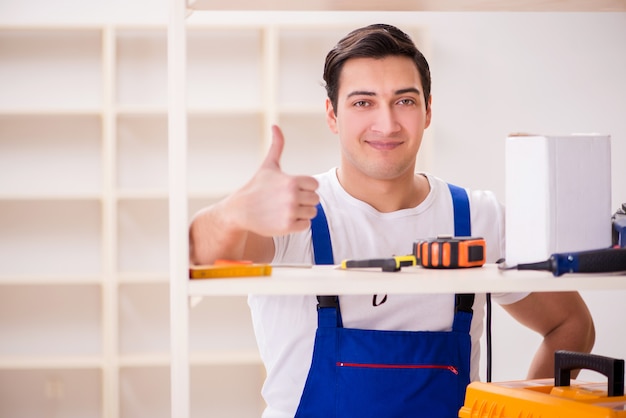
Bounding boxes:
325 98 339 134
424 95 432 129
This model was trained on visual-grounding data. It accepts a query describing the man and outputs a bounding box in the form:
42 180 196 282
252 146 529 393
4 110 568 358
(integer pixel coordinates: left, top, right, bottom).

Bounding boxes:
189 24 594 417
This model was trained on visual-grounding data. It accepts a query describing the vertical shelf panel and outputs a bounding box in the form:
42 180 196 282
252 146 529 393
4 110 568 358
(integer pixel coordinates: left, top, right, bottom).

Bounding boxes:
120 365 264 418
118 283 169 355
0 28 102 111
117 198 168 274
116 28 167 108
0 284 101 356
0 201 102 277
278 113 340 175
120 366 169 418
189 296 258 352
0 114 102 197
277 26 348 110
190 364 265 418
117 114 168 192
187 196 222 218
275 26 353 176
0 369 101 418
187 28 263 110
188 114 264 195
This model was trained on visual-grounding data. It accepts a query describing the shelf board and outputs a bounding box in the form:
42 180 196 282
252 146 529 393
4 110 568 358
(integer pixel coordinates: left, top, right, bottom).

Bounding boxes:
278 105 325 116
0 275 102 285
0 193 102 201
115 105 168 116
0 108 101 116
188 264 626 296
118 272 169 284
0 24 104 31
118 350 261 367
116 189 169 200
116 105 264 117
119 353 169 367
188 106 264 116
187 0 626 12
190 350 261 365
188 190 230 200
115 190 232 201
0 356 103 370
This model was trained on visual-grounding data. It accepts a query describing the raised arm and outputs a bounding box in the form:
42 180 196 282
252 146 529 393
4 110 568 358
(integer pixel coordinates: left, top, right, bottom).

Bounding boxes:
501 291 595 379
189 125 320 265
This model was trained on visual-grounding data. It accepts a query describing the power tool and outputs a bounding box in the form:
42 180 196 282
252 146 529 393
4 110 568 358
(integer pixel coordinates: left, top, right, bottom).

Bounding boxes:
614 203 626 248
498 247 626 276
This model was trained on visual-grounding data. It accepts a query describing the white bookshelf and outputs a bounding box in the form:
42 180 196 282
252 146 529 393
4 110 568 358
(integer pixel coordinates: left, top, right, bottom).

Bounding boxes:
0 17 425 418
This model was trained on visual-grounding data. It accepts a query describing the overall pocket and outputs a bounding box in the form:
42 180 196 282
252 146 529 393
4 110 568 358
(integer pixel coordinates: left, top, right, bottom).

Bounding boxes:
334 328 470 418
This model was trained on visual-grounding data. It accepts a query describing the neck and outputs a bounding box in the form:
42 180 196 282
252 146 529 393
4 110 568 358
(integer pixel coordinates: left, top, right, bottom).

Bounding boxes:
336 167 430 213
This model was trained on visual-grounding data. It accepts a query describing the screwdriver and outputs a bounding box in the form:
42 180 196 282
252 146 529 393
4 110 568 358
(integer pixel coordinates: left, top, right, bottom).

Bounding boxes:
499 247 626 277
613 203 626 248
341 255 417 272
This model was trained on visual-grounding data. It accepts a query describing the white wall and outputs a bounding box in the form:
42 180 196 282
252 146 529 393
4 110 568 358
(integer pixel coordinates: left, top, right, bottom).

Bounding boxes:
415 12 626 382
406 11 626 383
0 0 168 25
3 3 625 383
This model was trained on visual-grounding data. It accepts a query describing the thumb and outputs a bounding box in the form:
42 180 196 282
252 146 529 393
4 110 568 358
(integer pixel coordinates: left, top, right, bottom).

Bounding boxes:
261 125 285 170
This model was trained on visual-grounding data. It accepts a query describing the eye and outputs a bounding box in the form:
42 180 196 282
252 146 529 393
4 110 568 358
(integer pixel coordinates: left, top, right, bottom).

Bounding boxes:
397 98 416 106
353 100 370 107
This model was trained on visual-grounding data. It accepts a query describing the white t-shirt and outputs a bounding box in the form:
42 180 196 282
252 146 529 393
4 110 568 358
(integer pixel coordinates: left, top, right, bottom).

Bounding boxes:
248 169 528 418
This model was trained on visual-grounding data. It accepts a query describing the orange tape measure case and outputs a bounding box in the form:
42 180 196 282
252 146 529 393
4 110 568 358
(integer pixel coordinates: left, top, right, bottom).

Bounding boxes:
413 236 486 268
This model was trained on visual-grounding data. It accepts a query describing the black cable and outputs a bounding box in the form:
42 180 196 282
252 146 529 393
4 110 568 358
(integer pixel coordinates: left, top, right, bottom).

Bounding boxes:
486 292 492 382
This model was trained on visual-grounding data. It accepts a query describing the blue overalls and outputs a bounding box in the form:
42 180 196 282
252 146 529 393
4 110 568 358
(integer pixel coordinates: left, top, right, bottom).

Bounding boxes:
294 184 474 418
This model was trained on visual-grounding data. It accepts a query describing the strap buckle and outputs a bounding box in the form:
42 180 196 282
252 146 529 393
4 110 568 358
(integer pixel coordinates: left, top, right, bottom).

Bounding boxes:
317 295 339 310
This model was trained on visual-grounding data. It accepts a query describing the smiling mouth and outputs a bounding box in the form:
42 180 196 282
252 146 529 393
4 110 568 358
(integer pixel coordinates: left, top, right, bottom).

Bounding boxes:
366 140 404 151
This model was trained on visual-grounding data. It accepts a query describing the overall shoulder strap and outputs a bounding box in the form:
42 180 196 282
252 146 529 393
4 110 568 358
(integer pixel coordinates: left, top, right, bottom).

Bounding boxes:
312 186 471 261
310 186 474 328
312 185 471 263
447 183 475 332
311 203 334 265
311 203 342 327
447 183 471 236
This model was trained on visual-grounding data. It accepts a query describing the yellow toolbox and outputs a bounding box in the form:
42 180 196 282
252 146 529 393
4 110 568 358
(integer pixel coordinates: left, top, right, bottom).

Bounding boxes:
459 351 626 417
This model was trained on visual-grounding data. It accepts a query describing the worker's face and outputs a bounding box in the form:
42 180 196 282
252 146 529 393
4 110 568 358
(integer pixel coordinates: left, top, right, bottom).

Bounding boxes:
326 56 431 181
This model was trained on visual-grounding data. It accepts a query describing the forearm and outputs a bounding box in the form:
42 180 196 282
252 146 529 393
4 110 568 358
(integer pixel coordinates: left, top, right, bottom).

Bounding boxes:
501 291 595 380
189 197 249 265
526 314 595 379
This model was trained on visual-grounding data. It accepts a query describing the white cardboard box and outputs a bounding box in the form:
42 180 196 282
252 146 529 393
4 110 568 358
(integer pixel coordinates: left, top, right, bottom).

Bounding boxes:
505 133 612 266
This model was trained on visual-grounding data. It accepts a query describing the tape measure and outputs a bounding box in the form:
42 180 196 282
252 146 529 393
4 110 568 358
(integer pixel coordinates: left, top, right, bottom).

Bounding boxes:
413 236 486 269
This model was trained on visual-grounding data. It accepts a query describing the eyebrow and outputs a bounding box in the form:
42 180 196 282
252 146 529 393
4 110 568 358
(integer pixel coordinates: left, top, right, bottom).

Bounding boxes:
346 87 422 98
396 87 421 96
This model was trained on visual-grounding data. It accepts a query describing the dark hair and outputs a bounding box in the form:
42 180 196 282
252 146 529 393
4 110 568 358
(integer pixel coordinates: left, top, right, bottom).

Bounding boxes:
323 24 431 113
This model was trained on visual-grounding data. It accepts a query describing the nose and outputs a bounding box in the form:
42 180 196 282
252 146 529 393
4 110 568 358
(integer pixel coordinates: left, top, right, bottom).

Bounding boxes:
370 104 400 135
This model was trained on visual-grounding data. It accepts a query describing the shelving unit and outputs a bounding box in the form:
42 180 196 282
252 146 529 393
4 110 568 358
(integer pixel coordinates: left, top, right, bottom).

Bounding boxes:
0 25 106 418
168 1 626 418
0 16 425 418
188 265 626 296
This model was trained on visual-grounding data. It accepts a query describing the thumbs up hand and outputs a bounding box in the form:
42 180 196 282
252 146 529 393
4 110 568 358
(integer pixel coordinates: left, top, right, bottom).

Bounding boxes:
233 125 320 236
